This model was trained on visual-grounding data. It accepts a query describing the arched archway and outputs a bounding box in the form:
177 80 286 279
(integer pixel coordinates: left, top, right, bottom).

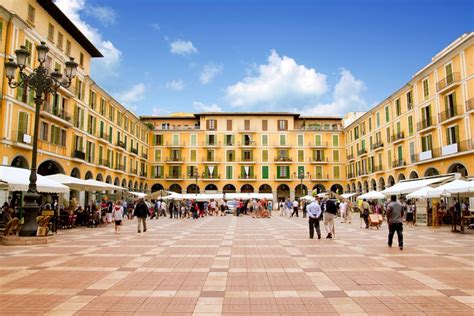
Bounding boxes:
312 184 326 193
387 176 395 187
370 179 377 191
378 177 385 191
259 184 272 193
38 160 64 176
425 167 440 177
151 183 164 192
114 177 120 186
105 175 112 184
128 180 133 189
357 181 362 193
397 173 406 182
204 184 218 191
223 184 236 193
187 184 200 193
169 184 182 193
295 184 308 198
363 181 369 193
70 168 81 178
448 163 468 177
121 179 127 188
85 171 93 180
11 155 29 169
409 171 419 179
351 183 356 192
144 183 148 193
96 173 103 182
241 184 254 193
139 182 144 191
330 184 343 194
134 181 139 190
277 184 290 200
346 184 351 193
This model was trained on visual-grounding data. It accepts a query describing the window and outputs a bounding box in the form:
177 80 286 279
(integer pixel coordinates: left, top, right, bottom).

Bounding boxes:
376 112 380 127
407 90 413 110
75 78 84 100
409 142 416 163
446 125 459 145
65 40 71 56
408 116 413 135
172 134 179 145
385 106 390 123
261 134 268 146
262 120 268 131
226 166 233 179
333 166 340 179
333 150 339 162
314 134 322 146
28 4 35 24
421 135 432 152
279 134 286 146
297 134 304 146
277 166 289 179
386 127 390 143
206 149 215 161
445 92 457 116
89 90 96 109
315 166 323 178
154 149 161 161
226 119 232 131
262 166 269 179
48 23 54 41
154 134 163 146
354 126 359 139
368 117 372 132
297 150 304 162
190 134 197 146
99 98 106 115
24 39 32 67
332 134 339 146
262 149 268 162
207 119 216 130
445 63 453 84
57 32 63 50
278 120 288 131
395 98 401 116
225 134 234 146
40 122 48 141
422 78 429 99
244 119 250 130
396 121 401 134
226 150 235 162
79 52 84 67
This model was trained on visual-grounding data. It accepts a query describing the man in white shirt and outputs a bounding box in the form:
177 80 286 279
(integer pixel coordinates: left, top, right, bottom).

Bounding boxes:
291 200 299 217
339 201 347 223
307 199 322 239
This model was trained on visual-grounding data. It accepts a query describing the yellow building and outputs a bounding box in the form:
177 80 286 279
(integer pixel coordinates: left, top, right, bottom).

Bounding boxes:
0 1 473 206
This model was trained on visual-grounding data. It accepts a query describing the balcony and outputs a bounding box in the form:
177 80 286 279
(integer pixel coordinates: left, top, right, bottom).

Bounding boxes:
99 159 110 168
440 140 473 157
466 98 474 112
202 174 221 181
41 104 73 127
130 168 138 175
72 149 85 160
357 169 368 177
357 149 368 157
274 142 291 148
130 147 139 156
238 174 257 181
98 133 109 143
371 142 384 151
311 174 330 181
165 157 184 164
202 158 220 163
274 156 292 164
347 154 355 161
309 141 328 148
140 171 148 177
142 153 148 159
166 141 185 147
436 72 460 93
239 157 256 164
439 105 461 124
392 160 406 169
203 141 221 147
238 141 256 147
116 140 126 150
391 132 405 143
274 174 291 181
310 157 328 164
373 165 384 173
13 130 32 145
347 172 355 179
417 117 435 132
151 174 163 179
115 164 126 172
166 174 184 180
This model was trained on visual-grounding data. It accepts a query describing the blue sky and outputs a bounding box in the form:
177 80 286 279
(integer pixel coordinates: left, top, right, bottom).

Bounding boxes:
56 0 474 116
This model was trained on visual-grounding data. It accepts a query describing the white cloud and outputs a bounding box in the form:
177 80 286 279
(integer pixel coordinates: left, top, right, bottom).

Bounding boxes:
55 0 122 78
225 50 327 107
151 23 160 31
193 101 222 112
200 63 223 84
152 107 165 116
170 39 198 55
165 80 185 91
116 83 146 111
298 69 367 116
84 5 117 25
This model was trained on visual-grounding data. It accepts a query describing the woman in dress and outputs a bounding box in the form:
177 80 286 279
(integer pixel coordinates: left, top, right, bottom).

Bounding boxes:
112 200 124 234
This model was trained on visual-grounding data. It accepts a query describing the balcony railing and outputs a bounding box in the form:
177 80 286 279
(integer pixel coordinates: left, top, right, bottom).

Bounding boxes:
142 153 148 159
166 174 184 179
240 157 255 162
202 174 220 180
391 132 405 143
130 147 139 155
130 168 138 175
238 174 257 180
417 117 434 131
309 141 328 147
98 133 109 142
348 172 355 178
115 164 125 172
392 160 406 168
202 158 220 163
116 140 126 149
166 141 185 147
274 156 292 162
371 142 384 151
357 149 367 156
140 171 148 177
202 141 221 147
151 173 163 179
373 165 384 173
274 174 291 180
41 104 72 124
310 156 327 163
165 157 184 163
466 98 474 112
347 154 354 161
238 141 256 147
357 169 368 176
14 130 31 144
72 149 85 160
436 72 460 92
438 105 461 123
99 159 110 167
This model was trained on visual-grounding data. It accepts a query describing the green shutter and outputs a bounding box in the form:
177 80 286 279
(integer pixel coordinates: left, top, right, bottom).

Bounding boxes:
286 166 290 178
262 166 269 179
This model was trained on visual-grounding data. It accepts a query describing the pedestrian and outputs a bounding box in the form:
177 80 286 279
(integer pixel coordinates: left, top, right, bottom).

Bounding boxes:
339 200 347 223
406 201 415 227
324 198 337 238
112 200 124 234
160 200 167 217
387 195 404 250
291 199 299 217
307 198 322 239
361 199 370 229
134 198 148 233
154 199 161 218
301 200 307 218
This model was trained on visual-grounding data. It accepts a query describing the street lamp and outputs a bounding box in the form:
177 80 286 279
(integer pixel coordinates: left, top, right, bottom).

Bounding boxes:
5 42 78 236
294 171 311 197
190 169 200 196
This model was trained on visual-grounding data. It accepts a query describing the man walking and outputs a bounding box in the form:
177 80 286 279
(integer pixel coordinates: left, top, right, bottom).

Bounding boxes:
134 198 148 233
291 199 299 217
307 198 322 239
324 199 337 238
387 195 404 250
339 200 347 223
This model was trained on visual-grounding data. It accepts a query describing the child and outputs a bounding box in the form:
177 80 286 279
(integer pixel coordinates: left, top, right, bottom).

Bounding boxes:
112 200 124 234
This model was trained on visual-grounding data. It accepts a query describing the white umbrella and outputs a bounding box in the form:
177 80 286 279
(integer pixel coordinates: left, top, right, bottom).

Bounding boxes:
406 186 439 199
45 174 101 191
357 191 385 200
0 166 69 193
381 176 452 195
299 195 315 201
128 191 147 198
84 179 124 191
428 179 474 197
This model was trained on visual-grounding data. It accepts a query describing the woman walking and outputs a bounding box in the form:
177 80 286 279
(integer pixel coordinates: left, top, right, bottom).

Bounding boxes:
112 200 124 234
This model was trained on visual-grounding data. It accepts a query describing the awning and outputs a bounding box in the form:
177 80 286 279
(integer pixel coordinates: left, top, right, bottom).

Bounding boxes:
357 191 385 200
0 166 69 194
45 174 105 191
225 193 273 200
406 186 439 199
128 191 147 198
145 190 176 200
381 176 452 196
299 195 315 201
428 179 474 197
84 179 125 191
341 193 357 199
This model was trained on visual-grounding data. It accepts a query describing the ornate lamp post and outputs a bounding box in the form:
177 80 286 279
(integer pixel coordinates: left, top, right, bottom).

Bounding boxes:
190 169 200 196
294 171 311 197
4 42 78 236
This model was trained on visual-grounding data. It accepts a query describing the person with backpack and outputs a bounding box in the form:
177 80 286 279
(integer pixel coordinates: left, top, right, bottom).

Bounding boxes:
133 198 148 233
307 198 322 239
324 199 337 238
361 199 371 229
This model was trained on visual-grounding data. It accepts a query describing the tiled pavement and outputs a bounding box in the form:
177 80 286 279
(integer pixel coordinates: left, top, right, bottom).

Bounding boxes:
0 215 473 315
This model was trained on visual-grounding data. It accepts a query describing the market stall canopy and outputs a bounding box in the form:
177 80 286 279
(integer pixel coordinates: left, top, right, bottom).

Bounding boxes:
0 166 69 193
84 179 125 191
145 190 176 200
128 191 147 198
225 193 273 200
381 176 452 196
427 179 474 197
45 174 103 191
357 191 386 200
341 193 358 199
406 186 439 199
299 195 315 201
